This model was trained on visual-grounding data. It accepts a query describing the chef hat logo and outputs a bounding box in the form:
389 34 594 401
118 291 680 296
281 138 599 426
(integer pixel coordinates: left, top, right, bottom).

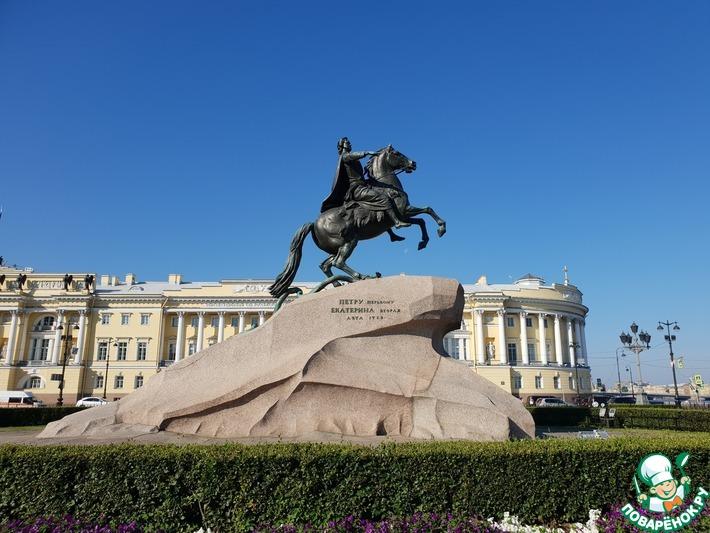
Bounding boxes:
638 454 675 487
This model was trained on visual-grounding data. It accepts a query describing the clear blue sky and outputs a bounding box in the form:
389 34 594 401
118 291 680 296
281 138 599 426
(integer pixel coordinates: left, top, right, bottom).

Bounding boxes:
1 1 709 389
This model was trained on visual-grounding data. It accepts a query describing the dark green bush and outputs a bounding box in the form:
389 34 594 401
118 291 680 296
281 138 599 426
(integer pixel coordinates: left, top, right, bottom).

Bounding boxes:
2 438 710 531
613 406 710 431
526 406 591 427
0 407 86 427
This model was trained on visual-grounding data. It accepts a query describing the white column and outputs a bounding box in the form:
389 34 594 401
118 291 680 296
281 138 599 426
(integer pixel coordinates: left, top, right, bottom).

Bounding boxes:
258 311 266 326
538 313 548 365
458 337 465 361
520 311 529 365
567 318 576 366
497 309 507 365
51 311 64 364
574 318 583 366
475 310 485 364
5 310 20 365
238 312 245 333
579 320 588 364
196 312 205 352
175 312 185 361
217 312 225 343
553 314 563 366
5 311 20 365
75 311 87 364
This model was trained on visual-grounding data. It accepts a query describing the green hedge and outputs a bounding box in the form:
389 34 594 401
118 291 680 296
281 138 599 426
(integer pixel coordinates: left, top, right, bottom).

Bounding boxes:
525 406 710 432
613 406 710 431
2 438 710 531
0 407 86 427
526 406 591 427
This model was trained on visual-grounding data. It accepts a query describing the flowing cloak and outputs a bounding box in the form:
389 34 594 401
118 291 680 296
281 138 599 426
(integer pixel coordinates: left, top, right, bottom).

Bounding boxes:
320 155 350 213
320 154 393 214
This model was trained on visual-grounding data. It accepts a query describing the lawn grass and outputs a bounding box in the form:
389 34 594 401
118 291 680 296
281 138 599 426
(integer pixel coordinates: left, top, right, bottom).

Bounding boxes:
0 425 45 433
607 427 710 439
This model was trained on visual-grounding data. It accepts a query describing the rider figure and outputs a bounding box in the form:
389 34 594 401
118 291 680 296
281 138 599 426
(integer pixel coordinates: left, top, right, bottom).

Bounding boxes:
321 137 410 229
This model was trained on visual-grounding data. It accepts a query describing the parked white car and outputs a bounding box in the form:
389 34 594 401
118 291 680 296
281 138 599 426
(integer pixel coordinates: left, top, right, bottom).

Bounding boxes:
0 390 43 407
536 398 570 407
76 396 108 407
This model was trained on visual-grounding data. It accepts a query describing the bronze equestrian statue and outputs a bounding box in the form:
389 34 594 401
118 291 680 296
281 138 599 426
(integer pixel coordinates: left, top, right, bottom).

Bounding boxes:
269 138 446 300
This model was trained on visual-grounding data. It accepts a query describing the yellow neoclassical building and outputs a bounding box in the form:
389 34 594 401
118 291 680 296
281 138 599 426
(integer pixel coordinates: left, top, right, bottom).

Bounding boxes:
0 266 590 405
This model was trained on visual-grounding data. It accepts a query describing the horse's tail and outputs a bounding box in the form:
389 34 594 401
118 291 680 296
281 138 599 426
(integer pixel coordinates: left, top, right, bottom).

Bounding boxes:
268 222 313 299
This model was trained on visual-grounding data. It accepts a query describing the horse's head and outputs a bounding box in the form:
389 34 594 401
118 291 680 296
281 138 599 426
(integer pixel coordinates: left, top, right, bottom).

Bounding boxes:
367 144 416 178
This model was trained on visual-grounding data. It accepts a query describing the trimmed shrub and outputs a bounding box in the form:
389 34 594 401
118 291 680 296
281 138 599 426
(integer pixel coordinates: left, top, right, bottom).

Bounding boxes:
613 406 710 432
1 437 710 531
0 407 86 427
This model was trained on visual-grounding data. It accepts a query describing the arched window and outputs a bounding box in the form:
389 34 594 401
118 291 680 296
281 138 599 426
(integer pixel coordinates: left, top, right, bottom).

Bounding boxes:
34 316 55 331
28 376 42 389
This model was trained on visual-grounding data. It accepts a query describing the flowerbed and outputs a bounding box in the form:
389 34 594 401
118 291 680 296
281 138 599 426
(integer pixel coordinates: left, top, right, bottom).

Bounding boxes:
4 505 710 532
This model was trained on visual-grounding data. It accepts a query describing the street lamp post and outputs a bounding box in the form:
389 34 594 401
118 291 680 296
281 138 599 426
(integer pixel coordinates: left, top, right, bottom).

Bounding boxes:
626 367 635 396
56 322 80 407
657 320 681 408
615 348 628 395
619 322 652 404
103 339 117 400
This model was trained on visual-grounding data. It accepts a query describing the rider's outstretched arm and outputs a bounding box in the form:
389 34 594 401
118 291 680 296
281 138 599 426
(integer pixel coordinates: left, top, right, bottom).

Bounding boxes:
342 151 377 162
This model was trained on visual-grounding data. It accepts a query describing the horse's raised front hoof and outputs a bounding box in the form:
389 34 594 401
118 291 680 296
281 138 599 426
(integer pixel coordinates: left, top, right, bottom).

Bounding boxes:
417 241 427 251
437 224 447 237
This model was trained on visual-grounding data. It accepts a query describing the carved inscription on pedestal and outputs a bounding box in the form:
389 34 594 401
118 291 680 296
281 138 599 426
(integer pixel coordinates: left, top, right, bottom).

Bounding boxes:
330 298 402 321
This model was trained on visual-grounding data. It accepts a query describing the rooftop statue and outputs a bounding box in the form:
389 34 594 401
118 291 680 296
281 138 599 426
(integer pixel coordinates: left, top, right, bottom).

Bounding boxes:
269 138 446 300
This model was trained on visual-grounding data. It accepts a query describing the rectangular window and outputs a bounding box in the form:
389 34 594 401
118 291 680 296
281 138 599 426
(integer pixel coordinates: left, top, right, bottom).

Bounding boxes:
29 339 38 360
121 314 130 326
117 342 127 361
544 319 548 329
167 343 176 361
134 375 144 388
188 342 196 356
171 317 179 327
97 342 108 361
231 316 239 328
101 314 110 325
526 317 533 328
191 317 199 328
513 375 522 389
554 376 561 389
506 316 515 328
211 317 219 328
528 343 537 362
140 314 149 325
40 339 50 360
569 376 575 390
535 376 543 389
546 342 552 359
250 317 259 328
137 342 147 361
507 343 517 364
95 375 104 389
115 375 124 389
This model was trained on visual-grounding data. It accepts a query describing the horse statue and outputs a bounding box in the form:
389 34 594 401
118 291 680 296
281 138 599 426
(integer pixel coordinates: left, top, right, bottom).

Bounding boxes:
268 145 446 301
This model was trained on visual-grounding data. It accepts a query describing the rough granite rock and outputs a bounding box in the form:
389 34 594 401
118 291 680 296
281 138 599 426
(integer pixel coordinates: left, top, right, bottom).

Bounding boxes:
39 276 535 441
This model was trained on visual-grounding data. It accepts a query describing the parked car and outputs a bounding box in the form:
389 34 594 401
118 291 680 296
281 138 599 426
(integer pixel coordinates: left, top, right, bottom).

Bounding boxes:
76 397 108 407
0 391 42 408
609 396 636 405
536 398 569 407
